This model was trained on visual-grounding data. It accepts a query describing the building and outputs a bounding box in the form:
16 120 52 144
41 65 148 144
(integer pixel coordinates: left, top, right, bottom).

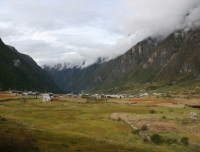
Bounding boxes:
42 93 53 102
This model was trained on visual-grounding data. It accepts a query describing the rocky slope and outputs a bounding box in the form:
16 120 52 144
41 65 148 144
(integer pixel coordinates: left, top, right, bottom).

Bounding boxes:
45 26 200 94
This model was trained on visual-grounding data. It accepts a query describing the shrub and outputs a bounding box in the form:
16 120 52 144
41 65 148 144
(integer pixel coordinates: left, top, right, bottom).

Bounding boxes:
181 137 189 146
5 130 9 133
61 143 69 148
141 125 148 131
117 117 121 121
166 138 177 145
81 94 90 99
131 129 140 135
150 109 156 114
0 116 6 121
151 134 163 144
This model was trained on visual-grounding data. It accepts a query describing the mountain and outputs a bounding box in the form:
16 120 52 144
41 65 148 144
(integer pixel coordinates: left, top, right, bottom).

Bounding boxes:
45 26 200 94
0 38 63 93
44 37 158 93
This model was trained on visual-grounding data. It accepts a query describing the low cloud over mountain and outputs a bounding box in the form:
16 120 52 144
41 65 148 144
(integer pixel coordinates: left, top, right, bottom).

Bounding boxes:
1 0 200 69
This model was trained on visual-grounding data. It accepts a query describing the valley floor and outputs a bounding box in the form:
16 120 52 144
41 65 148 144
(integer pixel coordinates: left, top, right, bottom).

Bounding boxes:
0 94 200 152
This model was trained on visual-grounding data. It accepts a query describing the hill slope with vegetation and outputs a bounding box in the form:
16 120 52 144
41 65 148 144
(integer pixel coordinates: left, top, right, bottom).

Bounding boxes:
0 38 62 93
45 26 200 94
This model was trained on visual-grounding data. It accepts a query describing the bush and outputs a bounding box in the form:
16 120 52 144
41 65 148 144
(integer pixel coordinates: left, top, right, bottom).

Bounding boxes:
165 138 177 145
150 109 156 114
131 129 140 135
151 134 163 144
141 125 148 131
181 137 189 146
0 116 6 121
117 117 121 121
81 94 90 99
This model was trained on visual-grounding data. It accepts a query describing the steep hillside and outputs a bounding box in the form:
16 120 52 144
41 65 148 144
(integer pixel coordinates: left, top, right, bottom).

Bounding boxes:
45 26 200 94
0 38 62 93
44 63 100 93
108 27 200 93
45 37 158 93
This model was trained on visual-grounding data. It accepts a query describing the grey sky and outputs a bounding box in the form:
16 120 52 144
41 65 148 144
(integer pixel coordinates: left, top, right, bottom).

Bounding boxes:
0 0 200 69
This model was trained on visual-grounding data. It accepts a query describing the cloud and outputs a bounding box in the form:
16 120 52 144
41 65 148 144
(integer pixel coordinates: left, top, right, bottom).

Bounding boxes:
0 0 200 69
13 59 21 67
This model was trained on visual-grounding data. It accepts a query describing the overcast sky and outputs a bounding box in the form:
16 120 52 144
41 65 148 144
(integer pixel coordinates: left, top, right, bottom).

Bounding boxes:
1 0 200 69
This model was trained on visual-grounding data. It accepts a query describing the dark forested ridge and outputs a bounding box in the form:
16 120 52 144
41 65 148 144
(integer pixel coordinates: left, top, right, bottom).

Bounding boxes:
0 38 62 93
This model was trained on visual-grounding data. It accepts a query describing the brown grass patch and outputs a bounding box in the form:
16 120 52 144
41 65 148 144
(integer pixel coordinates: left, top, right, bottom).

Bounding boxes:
153 100 176 104
51 98 60 102
0 93 15 98
128 99 178 106
129 99 155 103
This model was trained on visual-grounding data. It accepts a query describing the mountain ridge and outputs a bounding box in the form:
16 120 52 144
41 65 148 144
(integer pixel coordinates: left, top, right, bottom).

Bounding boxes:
0 38 63 93
45 26 200 94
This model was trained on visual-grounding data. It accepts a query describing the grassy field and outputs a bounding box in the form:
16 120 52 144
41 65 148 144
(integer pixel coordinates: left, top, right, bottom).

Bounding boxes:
0 94 200 152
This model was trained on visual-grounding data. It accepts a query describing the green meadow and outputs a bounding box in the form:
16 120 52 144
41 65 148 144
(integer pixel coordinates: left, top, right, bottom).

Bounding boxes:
0 96 200 152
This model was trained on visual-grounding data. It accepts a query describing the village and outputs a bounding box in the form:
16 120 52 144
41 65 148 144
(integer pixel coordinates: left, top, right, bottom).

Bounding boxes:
5 89 151 101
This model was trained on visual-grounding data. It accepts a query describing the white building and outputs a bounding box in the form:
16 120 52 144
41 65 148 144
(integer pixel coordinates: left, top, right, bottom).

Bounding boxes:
42 93 53 102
